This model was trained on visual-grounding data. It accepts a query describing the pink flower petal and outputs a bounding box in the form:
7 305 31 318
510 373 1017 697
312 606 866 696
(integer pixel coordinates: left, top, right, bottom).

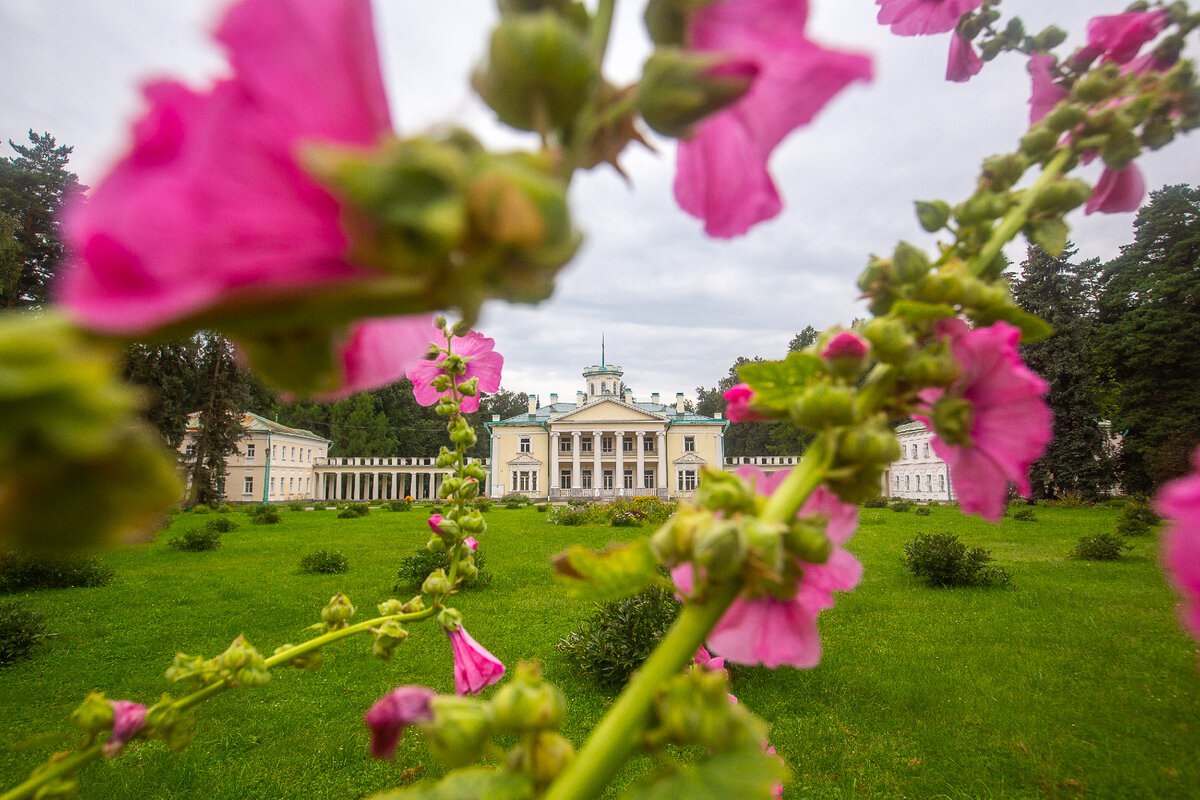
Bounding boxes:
1028 53 1068 124
364 686 436 760
1086 10 1168 65
446 625 505 695
319 316 437 400
405 326 504 414
724 383 768 422
876 0 985 37
1155 447 1200 642
102 700 147 758
1085 164 1146 215
946 32 983 82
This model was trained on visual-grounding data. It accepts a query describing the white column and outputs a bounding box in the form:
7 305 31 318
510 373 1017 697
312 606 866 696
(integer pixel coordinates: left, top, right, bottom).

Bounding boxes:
636 432 645 489
614 430 625 492
490 433 501 498
550 432 560 491
592 431 602 492
571 431 581 492
656 432 666 489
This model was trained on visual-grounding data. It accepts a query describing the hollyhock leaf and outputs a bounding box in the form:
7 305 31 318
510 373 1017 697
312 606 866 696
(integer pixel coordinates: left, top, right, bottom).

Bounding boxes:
1027 218 1070 257
890 300 957 324
622 746 789 800
552 540 660 603
369 767 534 800
968 306 1055 344
737 352 823 414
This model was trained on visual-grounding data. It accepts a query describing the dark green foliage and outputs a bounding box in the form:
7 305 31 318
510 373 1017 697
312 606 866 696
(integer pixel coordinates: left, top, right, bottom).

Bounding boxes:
0 131 81 309
557 585 682 689
186 336 249 506
1116 516 1151 537
1012 245 1115 499
337 503 370 519
287 501 307 512
384 500 412 512
1096 185 1200 493
0 600 48 666
914 506 932 517
863 497 888 509
249 505 282 525
0 550 114 594
548 506 589 525
535 503 548 513
890 501 913 513
168 527 222 552
122 338 202 452
1122 500 1160 526
394 547 490 593
473 498 492 512
204 517 239 534
903 533 1011 588
1012 509 1038 522
299 550 349 574
1072 532 1133 560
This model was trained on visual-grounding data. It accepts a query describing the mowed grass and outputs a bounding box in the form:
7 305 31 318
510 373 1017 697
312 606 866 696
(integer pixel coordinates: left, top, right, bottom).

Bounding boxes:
1 503 1198 799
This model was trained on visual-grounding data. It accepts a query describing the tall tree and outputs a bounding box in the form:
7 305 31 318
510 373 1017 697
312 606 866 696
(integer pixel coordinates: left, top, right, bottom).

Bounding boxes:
122 337 203 451
1011 244 1113 498
187 335 248 505
1096 184 1200 493
0 131 82 309
329 393 393 456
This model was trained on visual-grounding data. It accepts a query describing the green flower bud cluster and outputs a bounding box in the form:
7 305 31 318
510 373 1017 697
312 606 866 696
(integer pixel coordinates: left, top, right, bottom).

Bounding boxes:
273 643 324 672
144 694 196 752
646 666 768 752
69 692 115 747
320 592 356 632
369 619 410 662
379 596 426 617
165 635 270 689
637 48 755 139
0 314 181 552
824 417 902 504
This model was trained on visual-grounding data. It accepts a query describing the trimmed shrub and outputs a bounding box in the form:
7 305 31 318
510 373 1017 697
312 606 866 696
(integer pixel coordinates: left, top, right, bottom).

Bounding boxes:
287 501 307 512
557 586 682 689
214 503 234 514
473 498 493 512
1072 532 1133 560
862 497 888 509
914 506 932 517
337 503 370 519
311 502 328 511
190 504 211 515
168 527 222 552
300 550 350 574
890 501 913 513
1116 516 1151 537
249 505 282 525
903 532 1011 588
1012 508 1037 522
0 550 115 594
502 492 530 509
394 548 490 593
1120 500 1159 528
205 517 240 533
384 500 412 512
535 504 549 513
0 601 49 666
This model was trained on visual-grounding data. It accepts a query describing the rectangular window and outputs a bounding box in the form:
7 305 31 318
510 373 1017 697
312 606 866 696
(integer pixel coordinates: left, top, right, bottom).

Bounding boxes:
644 469 654 489
939 474 945 490
560 438 572 453
602 436 614 453
603 469 614 490
925 474 932 491
519 437 531 453
677 469 697 491
289 477 295 494
185 444 196 458
901 444 907 459
246 443 255 459
531 472 538 492
270 477 276 495
581 469 592 489
244 477 253 494
905 475 911 491
581 438 593 453
623 469 634 489
518 472 529 491
291 447 296 460
561 470 572 490
272 445 277 460
622 436 633 452
683 436 695 452
643 438 655 452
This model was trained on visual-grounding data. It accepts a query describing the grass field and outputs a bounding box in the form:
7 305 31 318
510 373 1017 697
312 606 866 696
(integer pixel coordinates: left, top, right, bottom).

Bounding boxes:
1 503 1197 799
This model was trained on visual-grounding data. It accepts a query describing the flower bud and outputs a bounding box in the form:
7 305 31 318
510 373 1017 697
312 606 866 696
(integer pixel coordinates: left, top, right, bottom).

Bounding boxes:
144 694 196 752
421 695 494 768
274 644 324 672
507 731 576 787
914 200 951 233
856 255 893 295
465 462 489 482
432 374 454 392
70 692 115 741
819 331 869 380
638 48 757 138
370 620 410 661
472 12 599 132
791 384 855 430
1044 103 1087 133
450 424 478 447
980 153 1029 192
954 191 1010 225
693 468 757 515
321 593 356 629
439 477 464 498
435 448 458 468
458 377 480 397
423 568 454 596
862 318 916 365
457 558 479 583
492 661 567 733
784 519 833 565
691 520 748 580
902 348 962 389
928 396 975 447
916 271 964 306
462 510 487 533
1019 126 1060 160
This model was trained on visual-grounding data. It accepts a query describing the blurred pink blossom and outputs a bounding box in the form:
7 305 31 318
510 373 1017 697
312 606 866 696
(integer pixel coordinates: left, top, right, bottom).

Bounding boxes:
674 467 862 669
876 0 985 36
674 0 871 238
322 317 439 400
946 32 983 82
1080 10 1169 65
407 328 504 414
445 625 505 695
364 686 436 759
102 700 147 758
724 383 768 422
1027 53 1068 124
464 536 480 551
1085 163 1146 214
1155 447 1200 644
820 331 869 362
916 320 1051 522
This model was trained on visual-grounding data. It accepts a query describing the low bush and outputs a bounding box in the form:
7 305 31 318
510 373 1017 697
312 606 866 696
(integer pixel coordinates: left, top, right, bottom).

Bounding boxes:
299 550 350 574
903 532 1011 588
473 498 492 512
548 506 589 526
1057 491 1092 508
890 501 913 513
203 517 239 534
249 505 282 525
914 506 932 517
0 550 115 594
337 503 370 519
384 500 412 512
1072 532 1133 560
1012 509 1038 522
611 511 641 527
190 504 211 515
214 503 234 514
1116 516 1152 537
168 527 222 552
394 547 490 593
311 502 327 511
862 497 888 509
1120 500 1160 528
535 504 548 513
0 600 49 666
287 501 307 512
557 586 682 689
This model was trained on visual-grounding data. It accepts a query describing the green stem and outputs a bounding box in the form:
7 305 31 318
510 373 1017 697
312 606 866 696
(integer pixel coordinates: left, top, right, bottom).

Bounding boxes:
760 435 834 524
966 147 1071 277
589 0 617 65
542 579 742 800
1 747 104 800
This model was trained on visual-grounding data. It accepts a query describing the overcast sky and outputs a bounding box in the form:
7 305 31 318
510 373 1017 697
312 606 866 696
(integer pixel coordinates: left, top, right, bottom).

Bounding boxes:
3 1 1198 406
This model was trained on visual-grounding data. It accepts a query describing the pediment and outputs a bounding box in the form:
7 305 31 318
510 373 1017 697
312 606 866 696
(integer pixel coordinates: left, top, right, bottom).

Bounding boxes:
550 399 665 424
506 453 543 467
673 452 708 466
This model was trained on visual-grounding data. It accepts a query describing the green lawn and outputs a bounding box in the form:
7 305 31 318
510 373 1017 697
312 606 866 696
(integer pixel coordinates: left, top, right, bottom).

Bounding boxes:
1 504 1197 799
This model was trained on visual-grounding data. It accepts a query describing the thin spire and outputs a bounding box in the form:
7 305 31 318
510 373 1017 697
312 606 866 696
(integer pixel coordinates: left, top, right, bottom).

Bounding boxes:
601 333 605 368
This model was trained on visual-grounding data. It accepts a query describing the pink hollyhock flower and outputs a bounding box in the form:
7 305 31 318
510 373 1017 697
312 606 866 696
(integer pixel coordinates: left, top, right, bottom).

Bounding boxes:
674 0 872 238
464 536 480 551
724 383 768 423
674 467 862 668
428 514 447 536
406 327 504 414
916 320 1051 522
364 685 436 759
445 625 505 695
1083 10 1169 65
820 331 869 362
876 0 985 36
1028 53 1068 124
102 700 147 758
946 32 983 82
694 645 727 677
1154 447 1200 644
319 316 439 400
1085 163 1146 215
